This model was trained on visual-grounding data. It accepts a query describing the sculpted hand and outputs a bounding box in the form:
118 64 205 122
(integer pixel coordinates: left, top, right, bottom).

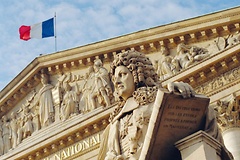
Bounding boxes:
167 81 196 98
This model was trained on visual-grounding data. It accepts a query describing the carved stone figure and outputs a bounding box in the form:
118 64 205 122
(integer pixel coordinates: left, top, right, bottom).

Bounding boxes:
90 59 113 109
32 108 40 132
2 116 11 154
16 116 24 145
175 43 209 69
34 73 55 128
22 106 34 138
80 66 95 113
98 50 232 160
175 43 194 69
60 82 78 120
9 112 18 149
155 46 180 80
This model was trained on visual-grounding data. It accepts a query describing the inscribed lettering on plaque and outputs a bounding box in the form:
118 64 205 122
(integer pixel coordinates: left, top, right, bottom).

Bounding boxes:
140 89 209 160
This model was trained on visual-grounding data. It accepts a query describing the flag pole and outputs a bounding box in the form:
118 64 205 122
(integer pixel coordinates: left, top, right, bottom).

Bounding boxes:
54 12 57 52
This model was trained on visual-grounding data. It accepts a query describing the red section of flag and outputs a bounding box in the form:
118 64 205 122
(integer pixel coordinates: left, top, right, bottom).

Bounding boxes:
19 25 31 41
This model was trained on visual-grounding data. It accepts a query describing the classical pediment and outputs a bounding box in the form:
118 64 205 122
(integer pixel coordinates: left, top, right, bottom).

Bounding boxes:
0 6 239 160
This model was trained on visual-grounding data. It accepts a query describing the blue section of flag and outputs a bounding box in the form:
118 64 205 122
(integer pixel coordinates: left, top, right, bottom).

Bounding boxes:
42 18 54 38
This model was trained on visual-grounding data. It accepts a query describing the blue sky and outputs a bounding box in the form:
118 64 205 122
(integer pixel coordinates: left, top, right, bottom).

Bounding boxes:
0 0 239 91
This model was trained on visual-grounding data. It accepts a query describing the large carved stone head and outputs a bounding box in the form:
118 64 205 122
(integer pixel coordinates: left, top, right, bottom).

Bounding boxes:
110 50 159 101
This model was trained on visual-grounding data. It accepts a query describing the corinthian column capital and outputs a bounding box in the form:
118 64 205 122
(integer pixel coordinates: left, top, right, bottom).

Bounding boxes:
214 93 240 131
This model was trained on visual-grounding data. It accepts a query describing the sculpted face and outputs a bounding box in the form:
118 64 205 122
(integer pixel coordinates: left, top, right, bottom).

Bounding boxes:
41 75 48 85
114 66 135 101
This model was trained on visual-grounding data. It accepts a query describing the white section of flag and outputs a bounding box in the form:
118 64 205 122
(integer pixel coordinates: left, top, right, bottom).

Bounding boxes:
30 23 43 39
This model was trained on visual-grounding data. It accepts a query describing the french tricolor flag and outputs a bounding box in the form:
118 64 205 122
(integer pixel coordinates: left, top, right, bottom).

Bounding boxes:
19 18 54 41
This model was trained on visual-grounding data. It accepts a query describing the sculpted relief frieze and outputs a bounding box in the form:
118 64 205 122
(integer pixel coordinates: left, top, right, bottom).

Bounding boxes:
0 59 115 156
154 32 240 81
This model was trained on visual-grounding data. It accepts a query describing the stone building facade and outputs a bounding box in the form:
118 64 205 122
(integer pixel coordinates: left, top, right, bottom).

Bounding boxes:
0 6 239 160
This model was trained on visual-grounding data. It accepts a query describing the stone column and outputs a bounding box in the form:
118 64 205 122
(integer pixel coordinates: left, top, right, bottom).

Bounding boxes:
222 128 240 160
175 131 222 160
214 93 240 160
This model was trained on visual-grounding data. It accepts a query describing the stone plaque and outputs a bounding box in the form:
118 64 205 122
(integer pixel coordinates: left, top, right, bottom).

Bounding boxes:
140 89 210 160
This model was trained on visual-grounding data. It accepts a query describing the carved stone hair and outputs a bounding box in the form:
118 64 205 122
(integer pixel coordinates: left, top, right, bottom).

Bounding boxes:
94 59 103 67
109 50 159 122
110 50 159 89
41 73 50 83
40 68 50 83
